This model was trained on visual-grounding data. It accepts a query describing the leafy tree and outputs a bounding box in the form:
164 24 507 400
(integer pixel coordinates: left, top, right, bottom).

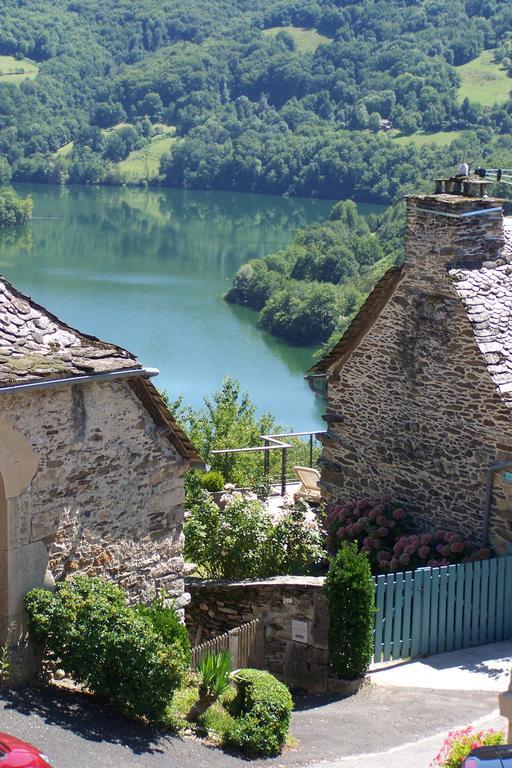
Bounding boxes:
176 377 277 486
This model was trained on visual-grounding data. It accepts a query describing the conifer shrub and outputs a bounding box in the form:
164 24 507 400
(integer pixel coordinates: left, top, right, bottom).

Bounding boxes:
325 542 375 680
199 470 225 492
224 669 293 756
25 576 190 723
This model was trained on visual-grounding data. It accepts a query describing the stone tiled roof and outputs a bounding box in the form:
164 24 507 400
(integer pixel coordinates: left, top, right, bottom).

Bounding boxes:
309 265 404 374
0 276 140 385
449 217 512 405
0 276 203 465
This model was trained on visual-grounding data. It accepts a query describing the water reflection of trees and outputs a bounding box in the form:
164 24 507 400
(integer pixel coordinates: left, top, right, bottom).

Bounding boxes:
0 226 33 255
9 185 335 275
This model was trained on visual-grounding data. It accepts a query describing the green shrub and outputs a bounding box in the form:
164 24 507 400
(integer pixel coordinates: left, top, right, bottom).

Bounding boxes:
185 489 325 579
224 669 293 756
185 490 271 579
199 470 225 493
25 576 190 723
325 542 375 680
264 498 324 575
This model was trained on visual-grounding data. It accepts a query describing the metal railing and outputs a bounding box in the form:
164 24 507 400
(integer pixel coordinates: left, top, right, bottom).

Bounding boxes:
211 430 326 495
191 619 264 670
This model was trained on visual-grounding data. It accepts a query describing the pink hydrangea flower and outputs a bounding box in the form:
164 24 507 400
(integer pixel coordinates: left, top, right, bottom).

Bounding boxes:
393 508 406 520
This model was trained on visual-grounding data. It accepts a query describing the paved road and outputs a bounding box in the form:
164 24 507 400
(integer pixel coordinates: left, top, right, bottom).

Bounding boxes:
0 682 500 768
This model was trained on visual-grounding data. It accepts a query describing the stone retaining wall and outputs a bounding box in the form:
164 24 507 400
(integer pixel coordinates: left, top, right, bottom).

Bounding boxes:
186 576 331 692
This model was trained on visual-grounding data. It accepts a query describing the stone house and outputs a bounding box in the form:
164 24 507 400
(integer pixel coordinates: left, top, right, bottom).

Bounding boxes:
309 184 512 553
0 277 202 676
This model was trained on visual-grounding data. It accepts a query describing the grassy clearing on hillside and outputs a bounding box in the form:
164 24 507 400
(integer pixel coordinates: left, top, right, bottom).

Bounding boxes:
116 132 177 181
392 130 464 147
457 49 512 106
0 55 38 84
262 26 331 53
56 142 74 157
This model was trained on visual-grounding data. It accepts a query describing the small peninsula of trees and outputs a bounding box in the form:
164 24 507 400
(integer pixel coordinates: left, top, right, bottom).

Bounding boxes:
225 200 404 346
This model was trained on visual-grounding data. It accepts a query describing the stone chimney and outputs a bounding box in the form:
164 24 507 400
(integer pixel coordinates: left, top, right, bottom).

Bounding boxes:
404 178 506 297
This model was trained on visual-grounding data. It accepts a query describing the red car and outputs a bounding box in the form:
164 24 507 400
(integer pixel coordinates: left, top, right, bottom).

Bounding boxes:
0 733 53 767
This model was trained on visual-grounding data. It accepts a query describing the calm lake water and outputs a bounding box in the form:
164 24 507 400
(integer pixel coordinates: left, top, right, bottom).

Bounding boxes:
2 185 384 431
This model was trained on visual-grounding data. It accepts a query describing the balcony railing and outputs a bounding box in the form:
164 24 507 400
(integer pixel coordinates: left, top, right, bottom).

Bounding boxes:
211 430 326 495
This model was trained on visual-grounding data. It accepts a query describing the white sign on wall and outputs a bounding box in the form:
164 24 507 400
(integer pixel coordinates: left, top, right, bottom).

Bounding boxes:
291 619 309 644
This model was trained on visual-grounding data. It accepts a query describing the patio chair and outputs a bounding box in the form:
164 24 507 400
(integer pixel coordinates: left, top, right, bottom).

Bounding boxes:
293 466 321 504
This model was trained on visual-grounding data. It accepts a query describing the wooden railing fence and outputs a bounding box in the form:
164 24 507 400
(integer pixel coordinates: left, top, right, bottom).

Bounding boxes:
191 619 264 670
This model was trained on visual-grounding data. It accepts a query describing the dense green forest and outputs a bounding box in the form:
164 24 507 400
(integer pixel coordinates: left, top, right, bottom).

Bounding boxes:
1 0 512 201
225 199 405 345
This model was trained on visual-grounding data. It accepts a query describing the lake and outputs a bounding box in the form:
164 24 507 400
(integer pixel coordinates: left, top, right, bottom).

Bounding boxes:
1 185 384 431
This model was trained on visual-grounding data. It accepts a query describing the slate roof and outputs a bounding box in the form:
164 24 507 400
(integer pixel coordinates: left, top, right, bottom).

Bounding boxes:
0 276 202 465
0 277 140 385
310 218 512 411
449 218 512 405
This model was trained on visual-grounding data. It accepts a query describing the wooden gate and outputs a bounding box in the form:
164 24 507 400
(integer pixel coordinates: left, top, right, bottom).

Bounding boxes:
374 556 512 662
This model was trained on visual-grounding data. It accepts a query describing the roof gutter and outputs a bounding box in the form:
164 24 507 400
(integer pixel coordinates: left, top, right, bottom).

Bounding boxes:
304 372 328 397
0 366 159 395
415 206 502 219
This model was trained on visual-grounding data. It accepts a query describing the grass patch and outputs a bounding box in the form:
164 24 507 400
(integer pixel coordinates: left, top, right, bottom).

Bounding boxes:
262 26 331 53
392 130 464 147
164 675 236 741
457 49 512 106
56 141 74 158
116 132 177 181
0 55 38 84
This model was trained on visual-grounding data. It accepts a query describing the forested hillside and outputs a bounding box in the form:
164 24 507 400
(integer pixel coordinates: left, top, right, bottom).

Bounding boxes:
1 0 512 200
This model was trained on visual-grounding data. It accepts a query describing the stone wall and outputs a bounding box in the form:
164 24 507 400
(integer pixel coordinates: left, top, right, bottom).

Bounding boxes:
186 576 331 693
320 195 512 552
0 378 189 675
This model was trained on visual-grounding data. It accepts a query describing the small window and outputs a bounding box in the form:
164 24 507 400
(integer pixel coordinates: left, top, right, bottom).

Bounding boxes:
503 471 512 484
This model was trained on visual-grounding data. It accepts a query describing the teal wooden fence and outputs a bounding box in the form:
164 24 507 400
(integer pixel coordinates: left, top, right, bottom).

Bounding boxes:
373 556 512 662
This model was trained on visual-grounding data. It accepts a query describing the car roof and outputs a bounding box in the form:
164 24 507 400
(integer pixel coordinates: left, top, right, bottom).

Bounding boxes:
466 744 512 766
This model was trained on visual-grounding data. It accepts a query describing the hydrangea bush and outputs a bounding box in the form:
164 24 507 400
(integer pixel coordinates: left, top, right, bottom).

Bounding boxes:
324 499 492 574
430 726 504 768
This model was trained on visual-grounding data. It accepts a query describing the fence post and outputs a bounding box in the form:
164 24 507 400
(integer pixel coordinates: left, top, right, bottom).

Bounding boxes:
309 434 314 467
228 628 239 670
263 440 270 476
281 447 287 495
